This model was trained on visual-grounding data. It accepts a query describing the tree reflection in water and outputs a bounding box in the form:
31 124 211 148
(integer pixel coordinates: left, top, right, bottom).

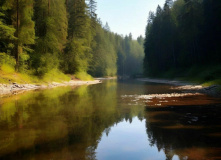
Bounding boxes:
0 80 221 160
0 80 146 160
145 104 221 160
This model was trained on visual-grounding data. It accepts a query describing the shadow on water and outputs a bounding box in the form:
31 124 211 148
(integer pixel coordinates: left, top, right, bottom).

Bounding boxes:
0 79 220 160
145 98 221 159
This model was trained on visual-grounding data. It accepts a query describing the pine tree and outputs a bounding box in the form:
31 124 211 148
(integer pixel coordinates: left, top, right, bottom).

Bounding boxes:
104 22 110 32
0 1 16 54
16 0 35 72
34 0 68 75
65 0 92 74
0 0 35 71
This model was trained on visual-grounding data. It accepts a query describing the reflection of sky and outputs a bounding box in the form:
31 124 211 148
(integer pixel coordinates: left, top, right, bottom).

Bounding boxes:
96 117 166 160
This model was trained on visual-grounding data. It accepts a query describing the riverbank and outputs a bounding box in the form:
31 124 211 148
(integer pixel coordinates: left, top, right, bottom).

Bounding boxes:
138 78 221 97
0 80 101 97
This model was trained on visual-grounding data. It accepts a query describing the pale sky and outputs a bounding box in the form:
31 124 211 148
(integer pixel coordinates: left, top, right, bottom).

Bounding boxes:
97 0 166 39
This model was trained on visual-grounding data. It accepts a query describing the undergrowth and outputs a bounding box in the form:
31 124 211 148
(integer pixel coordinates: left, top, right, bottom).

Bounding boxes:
0 52 94 84
74 72 94 81
0 66 93 84
152 65 221 86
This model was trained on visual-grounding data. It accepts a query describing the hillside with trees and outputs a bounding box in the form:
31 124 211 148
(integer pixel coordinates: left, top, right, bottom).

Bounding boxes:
0 0 144 83
143 0 221 84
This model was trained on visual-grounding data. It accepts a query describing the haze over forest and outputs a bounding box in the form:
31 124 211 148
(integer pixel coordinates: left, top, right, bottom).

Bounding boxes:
0 0 144 81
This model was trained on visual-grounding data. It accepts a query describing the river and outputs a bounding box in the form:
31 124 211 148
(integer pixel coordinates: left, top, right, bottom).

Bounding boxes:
0 80 221 160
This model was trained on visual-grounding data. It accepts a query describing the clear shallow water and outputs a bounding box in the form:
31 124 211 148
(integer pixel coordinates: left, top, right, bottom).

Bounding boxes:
0 80 221 160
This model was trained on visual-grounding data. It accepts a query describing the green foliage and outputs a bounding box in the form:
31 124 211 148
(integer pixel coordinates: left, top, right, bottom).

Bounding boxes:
34 0 68 75
64 38 92 73
89 25 117 77
42 69 71 82
18 0 35 46
0 64 15 74
185 65 221 84
18 52 30 73
0 52 16 67
89 24 144 77
74 72 94 81
0 0 145 83
37 53 60 76
64 0 92 74
0 7 16 54
116 34 144 76
143 0 221 80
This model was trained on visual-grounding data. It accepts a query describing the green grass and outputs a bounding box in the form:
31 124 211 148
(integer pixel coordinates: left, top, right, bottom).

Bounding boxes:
0 64 37 84
0 65 96 85
0 52 94 84
0 65 98 85
153 65 221 86
74 72 94 81
1 64 15 74
42 69 71 83
184 65 221 86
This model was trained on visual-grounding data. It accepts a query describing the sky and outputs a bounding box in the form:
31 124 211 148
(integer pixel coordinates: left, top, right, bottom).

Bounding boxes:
96 0 166 39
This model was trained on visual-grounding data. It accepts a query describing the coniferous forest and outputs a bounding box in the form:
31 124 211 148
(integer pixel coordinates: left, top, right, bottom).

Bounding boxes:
0 0 144 82
1 0 221 83
144 0 221 82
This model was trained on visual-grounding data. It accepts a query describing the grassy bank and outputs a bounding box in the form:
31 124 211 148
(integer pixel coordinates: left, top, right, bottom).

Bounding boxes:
0 64 94 84
151 65 221 86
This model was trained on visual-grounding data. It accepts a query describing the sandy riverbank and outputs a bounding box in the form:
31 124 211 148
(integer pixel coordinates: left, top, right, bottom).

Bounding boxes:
0 80 101 97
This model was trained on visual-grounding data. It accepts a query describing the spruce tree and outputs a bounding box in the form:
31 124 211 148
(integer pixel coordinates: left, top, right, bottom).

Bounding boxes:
65 0 92 74
8 0 35 71
34 0 68 75
0 2 16 54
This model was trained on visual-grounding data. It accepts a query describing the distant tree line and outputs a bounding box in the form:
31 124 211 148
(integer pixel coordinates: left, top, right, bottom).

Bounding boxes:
144 0 221 77
0 0 144 78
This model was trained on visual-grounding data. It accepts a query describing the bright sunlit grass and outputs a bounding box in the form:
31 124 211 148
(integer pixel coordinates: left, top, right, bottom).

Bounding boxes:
1 64 15 74
42 69 71 83
0 66 72 84
0 65 96 85
74 72 94 81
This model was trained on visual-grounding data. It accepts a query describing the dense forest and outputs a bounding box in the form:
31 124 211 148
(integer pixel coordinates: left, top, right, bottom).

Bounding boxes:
0 0 144 81
144 0 221 82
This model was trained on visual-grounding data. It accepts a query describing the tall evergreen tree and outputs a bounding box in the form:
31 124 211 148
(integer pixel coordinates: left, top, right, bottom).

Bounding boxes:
143 0 221 79
2 0 35 71
64 0 92 74
34 0 68 75
0 1 16 54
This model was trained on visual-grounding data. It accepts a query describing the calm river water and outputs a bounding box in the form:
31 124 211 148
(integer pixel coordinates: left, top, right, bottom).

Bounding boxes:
0 80 221 160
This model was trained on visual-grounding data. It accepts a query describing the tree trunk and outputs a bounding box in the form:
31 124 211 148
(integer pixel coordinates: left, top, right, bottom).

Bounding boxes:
172 42 176 67
48 0 50 16
15 0 19 71
66 0 68 6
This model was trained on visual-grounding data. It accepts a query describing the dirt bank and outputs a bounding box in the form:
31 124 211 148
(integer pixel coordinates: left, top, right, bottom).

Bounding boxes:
0 80 101 97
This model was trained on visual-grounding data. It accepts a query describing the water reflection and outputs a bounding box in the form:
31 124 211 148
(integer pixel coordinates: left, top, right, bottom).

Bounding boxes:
0 80 220 160
0 81 117 160
96 117 166 160
0 80 147 160
145 104 221 160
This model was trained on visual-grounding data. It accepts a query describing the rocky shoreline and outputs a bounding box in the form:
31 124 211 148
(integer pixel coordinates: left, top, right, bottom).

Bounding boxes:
138 78 221 97
0 80 101 97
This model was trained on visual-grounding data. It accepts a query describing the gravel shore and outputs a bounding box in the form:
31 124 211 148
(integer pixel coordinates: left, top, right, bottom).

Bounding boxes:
0 80 101 97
